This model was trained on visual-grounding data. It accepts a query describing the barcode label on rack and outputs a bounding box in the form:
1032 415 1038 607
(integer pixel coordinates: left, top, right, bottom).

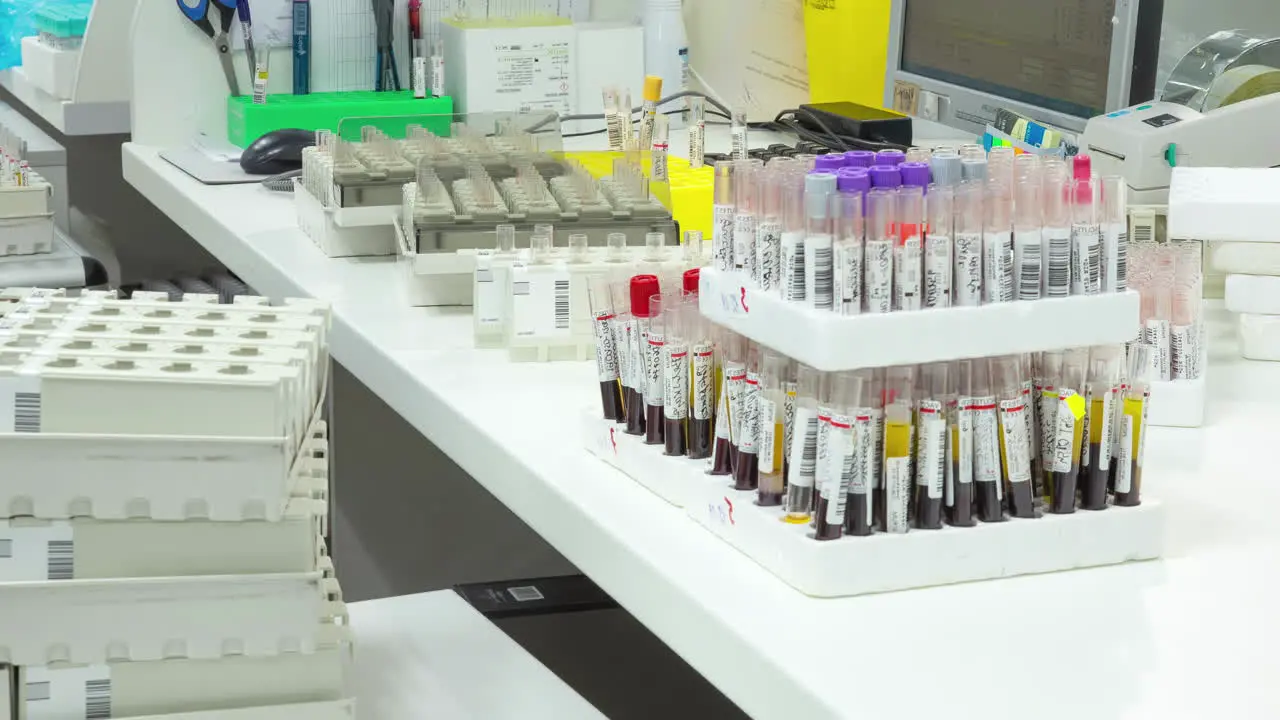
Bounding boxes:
924 234 951 308
0 372 41 433
713 204 735 272
806 236 834 310
24 665 110 720
0 522 72 582
953 233 983 306
756 221 782 292
1044 227 1071 298
1015 229 1043 301
1072 224 1101 295
508 585 545 602
781 232 806 302
865 240 893 313
788 408 818 488
510 267 571 338
834 242 863 315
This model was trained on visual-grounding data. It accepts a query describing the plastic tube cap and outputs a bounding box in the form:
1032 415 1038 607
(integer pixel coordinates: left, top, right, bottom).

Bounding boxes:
683 268 701 295
804 172 838 218
1073 154 1092 181
844 150 875 168
899 162 931 190
814 154 845 172
643 75 664 102
836 167 871 194
875 149 906 166
869 165 902 189
630 275 661 317
930 153 962 187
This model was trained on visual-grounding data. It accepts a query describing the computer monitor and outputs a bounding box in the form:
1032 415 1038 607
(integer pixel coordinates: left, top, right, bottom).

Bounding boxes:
883 0 1164 136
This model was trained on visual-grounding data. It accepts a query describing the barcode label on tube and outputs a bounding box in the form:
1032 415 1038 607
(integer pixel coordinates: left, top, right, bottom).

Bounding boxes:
691 346 715 420
834 242 863 315
757 221 782 292
971 397 1000 484
924 235 951 308
789 408 818 488
739 374 762 452
814 409 832 495
884 457 911 533
663 344 689 420
895 237 923 310
1115 228 1128 291
1015 229 1042 301
1050 391 1081 473
918 402 945 499
953 233 983 306
713 204 735 272
984 232 1012 303
1072 224 1101 295
734 213 757 275
646 333 665 406
1171 324 1193 380
865 240 892 313
806 237 834 310
998 399 1031 484
781 232 805 302
783 384 797 458
1116 414 1134 493
825 415 852 524
758 398 778 473
1045 228 1071 297
1144 319 1171 381
592 313 618 382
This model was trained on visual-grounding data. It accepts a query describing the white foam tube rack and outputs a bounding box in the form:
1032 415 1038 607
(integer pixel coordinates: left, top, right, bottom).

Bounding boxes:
0 289 330 521
17 649 349 719
296 179 398 259
583 413 1165 598
698 268 1141 371
1167 167 1280 243
0 169 54 257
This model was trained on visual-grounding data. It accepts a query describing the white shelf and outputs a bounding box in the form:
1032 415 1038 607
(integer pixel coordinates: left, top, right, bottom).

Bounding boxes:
123 133 1280 720
699 268 1141 371
0 68 129 136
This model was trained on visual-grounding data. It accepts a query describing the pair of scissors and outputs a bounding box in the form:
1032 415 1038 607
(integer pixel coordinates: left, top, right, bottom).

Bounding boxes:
372 0 401 91
177 0 241 96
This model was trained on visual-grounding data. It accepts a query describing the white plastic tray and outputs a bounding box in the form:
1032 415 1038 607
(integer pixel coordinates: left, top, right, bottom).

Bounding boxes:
1168 167 1280 243
1209 243 1280 276
0 570 345 666
0 214 54 256
581 413 721 508
19 37 76 101
1225 274 1280 315
392 217 471 307
295 180 396 259
126 699 355 720
698 268 1142 371
1239 313 1280 362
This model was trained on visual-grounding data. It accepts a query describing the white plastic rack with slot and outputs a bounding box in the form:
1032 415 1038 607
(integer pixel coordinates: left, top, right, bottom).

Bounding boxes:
121 699 356 720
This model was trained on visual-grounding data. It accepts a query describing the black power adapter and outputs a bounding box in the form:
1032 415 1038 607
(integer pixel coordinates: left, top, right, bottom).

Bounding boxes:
795 101 913 148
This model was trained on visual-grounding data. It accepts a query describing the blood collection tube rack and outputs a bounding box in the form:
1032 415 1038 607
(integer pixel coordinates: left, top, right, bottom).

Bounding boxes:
698 267 1141 372
583 410 1165 598
0 167 55 257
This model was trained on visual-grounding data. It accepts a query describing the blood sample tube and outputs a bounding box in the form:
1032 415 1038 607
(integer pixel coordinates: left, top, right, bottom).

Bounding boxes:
1042 163 1071 298
968 360 1002 522
865 187 895 314
804 172 837 311
881 366 915 534
707 327 735 475
721 333 748 476
876 149 906 166
687 300 716 460
782 359 798 484
712 161 735 271
833 191 864 316
924 184 953 309
1020 353 1039 495
1047 348 1088 514
642 293 666 445
811 371 836 526
866 370 886 528
756 166 784 292
896 180 926 311
616 279 645 435
587 275 624 422
734 159 764 279
1101 176 1128 293
1071 173 1101 296
844 369 876 536
1014 173 1043 301
1037 350 1063 505
1081 346 1122 510
953 181 984 307
1114 343 1153 507
784 364 821 523
915 363 949 529
993 355 1034 518
815 371 861 540
734 343 763 491
780 168 807 302
950 360 976 527
661 296 690 457
757 351 788 506
984 180 1013 304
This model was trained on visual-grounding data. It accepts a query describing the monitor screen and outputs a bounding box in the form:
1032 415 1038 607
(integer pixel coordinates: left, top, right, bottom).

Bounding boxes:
899 0 1117 119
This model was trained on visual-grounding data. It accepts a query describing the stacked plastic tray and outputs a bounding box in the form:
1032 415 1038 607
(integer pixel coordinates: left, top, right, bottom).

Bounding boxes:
0 288 354 720
0 165 54 258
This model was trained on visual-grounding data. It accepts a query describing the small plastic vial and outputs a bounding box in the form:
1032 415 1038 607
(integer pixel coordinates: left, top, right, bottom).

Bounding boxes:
473 224 518 348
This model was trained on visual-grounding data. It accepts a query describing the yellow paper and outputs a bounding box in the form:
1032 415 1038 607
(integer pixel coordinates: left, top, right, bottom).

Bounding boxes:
804 0 893 107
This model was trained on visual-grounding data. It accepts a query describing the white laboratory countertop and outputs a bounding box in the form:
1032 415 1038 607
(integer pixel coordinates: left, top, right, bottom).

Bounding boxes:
123 128 1280 720
348 591 604 719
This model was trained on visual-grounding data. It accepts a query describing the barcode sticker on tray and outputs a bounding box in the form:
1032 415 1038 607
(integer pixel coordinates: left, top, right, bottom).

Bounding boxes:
508 585 545 602
0 371 41 433
510 267 572 338
24 665 110 720
0 522 72 582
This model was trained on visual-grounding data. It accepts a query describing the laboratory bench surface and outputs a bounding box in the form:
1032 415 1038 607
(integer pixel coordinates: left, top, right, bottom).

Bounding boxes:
122 132 1280 719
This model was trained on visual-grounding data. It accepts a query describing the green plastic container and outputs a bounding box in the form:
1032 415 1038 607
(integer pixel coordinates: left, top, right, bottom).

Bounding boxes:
227 92 455 148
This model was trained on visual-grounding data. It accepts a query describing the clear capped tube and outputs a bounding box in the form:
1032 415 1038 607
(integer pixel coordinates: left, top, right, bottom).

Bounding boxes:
1081 346 1122 510
781 170 807 302
756 167 785 293
984 181 1014 304
993 355 1034 518
865 188 895 313
758 351 789 506
896 185 925 311
924 185 953 308
1043 166 1071 298
712 161 735 272
953 181 984 307
1014 175 1044 301
1102 176 1127 293
734 159 764 279
785 364 821 523
833 192 864 316
1114 343 1153 507
804 173 838 311
588 275 624 422
1071 177 1101 295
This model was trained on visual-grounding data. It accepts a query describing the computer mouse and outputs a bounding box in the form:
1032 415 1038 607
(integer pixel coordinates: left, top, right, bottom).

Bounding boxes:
240 128 315 175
